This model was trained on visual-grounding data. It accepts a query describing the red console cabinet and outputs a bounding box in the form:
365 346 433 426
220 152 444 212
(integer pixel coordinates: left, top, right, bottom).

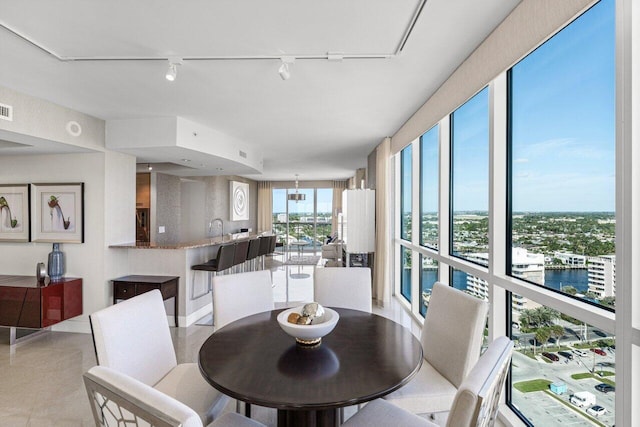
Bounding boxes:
0 276 83 328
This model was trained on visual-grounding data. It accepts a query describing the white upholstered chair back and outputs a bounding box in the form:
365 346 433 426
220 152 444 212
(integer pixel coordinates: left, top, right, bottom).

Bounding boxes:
212 270 274 329
422 282 489 388
341 336 514 427
446 336 514 427
313 267 372 313
90 290 177 387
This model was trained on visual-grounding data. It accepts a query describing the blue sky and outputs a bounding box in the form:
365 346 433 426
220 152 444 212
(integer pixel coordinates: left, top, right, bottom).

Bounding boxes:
412 0 614 214
511 0 614 212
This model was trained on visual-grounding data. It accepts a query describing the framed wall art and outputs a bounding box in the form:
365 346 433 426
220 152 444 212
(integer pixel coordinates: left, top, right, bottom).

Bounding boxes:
230 180 249 221
31 183 84 243
0 184 30 242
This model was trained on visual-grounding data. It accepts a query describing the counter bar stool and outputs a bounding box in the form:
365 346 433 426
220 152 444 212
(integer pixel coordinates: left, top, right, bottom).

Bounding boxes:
192 243 236 292
245 238 261 271
257 236 271 270
267 234 278 263
231 240 250 273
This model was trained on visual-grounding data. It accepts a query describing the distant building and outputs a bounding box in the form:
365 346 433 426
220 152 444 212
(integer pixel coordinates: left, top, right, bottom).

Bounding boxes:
553 251 587 266
464 248 544 317
277 213 288 222
587 255 616 298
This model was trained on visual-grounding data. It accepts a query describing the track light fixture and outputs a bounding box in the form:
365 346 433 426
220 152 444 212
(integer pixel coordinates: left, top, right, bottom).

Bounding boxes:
278 57 296 81
165 57 183 82
147 163 153 171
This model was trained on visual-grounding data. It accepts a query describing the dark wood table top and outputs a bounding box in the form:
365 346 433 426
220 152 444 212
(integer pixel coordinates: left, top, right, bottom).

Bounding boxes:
198 308 423 411
111 275 179 283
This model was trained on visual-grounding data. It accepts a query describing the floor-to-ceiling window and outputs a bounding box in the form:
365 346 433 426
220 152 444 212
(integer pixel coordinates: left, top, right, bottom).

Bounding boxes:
272 187 333 253
420 125 439 250
393 1 618 425
401 145 413 242
507 1 616 424
450 87 489 264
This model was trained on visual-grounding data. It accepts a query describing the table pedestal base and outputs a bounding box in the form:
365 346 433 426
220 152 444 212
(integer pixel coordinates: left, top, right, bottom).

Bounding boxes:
277 408 339 427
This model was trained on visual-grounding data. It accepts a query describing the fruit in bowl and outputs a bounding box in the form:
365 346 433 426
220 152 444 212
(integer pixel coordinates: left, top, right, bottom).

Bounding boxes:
277 303 339 346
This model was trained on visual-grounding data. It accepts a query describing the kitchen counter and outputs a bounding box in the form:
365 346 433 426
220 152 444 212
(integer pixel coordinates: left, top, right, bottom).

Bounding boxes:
107 232 264 327
109 232 256 249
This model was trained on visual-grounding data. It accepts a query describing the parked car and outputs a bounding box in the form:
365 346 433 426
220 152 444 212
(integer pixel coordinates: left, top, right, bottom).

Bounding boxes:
591 348 607 356
573 349 588 357
558 351 574 360
587 405 607 417
542 352 560 361
595 383 615 393
570 391 596 407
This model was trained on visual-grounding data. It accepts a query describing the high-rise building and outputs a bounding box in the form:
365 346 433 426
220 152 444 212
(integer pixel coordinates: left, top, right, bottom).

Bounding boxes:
464 248 544 316
587 255 616 298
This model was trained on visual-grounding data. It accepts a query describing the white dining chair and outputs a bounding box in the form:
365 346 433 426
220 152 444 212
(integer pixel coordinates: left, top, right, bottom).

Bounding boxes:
212 270 275 329
84 365 266 427
211 269 275 416
384 282 489 422
89 290 229 425
313 267 372 313
342 336 514 427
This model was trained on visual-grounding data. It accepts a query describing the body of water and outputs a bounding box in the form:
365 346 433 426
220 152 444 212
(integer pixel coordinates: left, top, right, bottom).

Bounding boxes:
413 267 589 311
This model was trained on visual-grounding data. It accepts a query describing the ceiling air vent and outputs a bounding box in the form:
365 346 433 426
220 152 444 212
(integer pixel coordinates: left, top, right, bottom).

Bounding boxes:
0 103 13 121
239 150 247 159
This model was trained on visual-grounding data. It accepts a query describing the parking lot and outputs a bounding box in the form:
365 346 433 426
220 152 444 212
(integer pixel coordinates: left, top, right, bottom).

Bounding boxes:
511 347 616 426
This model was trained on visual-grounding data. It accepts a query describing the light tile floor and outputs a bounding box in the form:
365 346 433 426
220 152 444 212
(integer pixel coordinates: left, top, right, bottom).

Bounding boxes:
0 258 421 426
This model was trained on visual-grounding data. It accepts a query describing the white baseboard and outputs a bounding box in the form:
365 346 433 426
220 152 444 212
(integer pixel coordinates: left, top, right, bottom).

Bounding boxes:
183 303 213 327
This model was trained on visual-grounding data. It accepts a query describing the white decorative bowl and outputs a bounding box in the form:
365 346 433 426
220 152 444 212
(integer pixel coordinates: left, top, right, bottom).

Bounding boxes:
277 306 339 346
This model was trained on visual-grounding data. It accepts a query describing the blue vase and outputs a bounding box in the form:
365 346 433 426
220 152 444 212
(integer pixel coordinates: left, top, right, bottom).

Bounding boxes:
48 243 65 281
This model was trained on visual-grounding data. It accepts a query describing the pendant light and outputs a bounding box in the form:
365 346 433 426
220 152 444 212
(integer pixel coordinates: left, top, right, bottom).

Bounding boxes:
288 174 305 202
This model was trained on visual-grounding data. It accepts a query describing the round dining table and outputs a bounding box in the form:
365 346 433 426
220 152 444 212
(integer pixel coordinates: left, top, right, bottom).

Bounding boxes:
198 307 423 427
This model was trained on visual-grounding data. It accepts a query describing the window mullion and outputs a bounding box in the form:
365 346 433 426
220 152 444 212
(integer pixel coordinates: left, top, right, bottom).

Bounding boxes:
438 116 451 264
489 72 508 342
411 138 421 314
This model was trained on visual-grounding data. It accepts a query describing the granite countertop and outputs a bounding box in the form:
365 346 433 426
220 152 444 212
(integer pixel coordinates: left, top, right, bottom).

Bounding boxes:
109 232 259 249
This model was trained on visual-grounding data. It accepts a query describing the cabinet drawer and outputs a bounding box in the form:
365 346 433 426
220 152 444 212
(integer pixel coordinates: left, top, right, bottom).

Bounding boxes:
114 283 136 300
136 283 160 295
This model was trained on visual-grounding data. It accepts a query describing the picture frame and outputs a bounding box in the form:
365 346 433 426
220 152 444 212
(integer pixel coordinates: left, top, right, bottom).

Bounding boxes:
230 180 249 221
31 183 84 243
0 184 30 242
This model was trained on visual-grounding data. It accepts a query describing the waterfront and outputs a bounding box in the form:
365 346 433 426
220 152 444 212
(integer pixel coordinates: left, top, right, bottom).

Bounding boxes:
413 267 590 304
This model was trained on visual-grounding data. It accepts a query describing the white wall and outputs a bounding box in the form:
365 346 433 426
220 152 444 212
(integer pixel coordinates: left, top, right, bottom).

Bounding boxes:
0 85 137 333
0 85 104 150
0 152 135 332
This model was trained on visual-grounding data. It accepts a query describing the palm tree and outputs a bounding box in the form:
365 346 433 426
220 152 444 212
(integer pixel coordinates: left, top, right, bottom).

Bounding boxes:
535 306 560 326
535 327 552 354
518 309 534 331
549 324 565 350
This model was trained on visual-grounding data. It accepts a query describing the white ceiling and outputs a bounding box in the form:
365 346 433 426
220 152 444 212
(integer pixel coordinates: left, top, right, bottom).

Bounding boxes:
0 0 521 181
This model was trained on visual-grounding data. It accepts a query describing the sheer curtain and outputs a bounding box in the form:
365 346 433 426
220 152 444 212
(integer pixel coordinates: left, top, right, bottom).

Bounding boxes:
332 180 348 236
257 181 273 234
373 138 391 307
